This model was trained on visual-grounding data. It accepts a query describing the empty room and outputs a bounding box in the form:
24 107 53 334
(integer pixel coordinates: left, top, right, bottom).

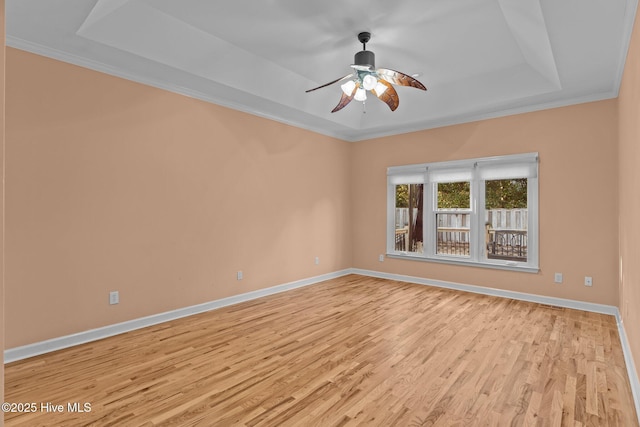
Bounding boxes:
1 1 640 426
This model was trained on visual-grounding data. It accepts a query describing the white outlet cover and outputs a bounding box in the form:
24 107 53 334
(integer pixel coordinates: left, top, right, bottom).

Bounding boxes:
554 273 563 283
109 291 119 305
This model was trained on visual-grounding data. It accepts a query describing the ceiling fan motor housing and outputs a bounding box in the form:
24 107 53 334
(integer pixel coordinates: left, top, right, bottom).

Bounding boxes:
354 50 375 70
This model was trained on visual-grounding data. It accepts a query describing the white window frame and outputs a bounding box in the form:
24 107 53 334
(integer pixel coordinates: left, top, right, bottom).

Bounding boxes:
387 153 539 272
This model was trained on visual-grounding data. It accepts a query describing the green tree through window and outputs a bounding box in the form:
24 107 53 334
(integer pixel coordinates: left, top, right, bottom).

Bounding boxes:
434 179 528 209
485 179 527 209
438 182 470 209
396 184 409 208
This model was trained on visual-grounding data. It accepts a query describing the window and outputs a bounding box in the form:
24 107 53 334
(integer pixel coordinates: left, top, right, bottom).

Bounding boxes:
387 153 538 271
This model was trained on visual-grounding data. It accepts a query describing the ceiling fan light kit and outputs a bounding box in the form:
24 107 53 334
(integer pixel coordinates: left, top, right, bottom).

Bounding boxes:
306 32 426 113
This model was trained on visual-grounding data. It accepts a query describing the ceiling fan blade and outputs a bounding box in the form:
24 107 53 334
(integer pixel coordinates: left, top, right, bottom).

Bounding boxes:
305 74 354 93
377 68 427 91
331 84 358 113
372 79 399 111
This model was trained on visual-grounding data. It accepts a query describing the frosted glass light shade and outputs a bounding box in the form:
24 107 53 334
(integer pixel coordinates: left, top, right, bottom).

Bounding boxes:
362 74 377 90
374 81 388 95
354 88 367 101
341 80 356 95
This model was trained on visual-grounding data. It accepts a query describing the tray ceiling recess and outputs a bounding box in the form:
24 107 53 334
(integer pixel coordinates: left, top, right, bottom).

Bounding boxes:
6 0 638 141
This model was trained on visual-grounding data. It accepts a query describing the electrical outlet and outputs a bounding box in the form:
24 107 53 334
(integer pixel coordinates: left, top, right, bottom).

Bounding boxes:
315 256 320 265
554 273 563 283
585 276 593 287
379 254 384 262
109 291 119 305
237 271 243 280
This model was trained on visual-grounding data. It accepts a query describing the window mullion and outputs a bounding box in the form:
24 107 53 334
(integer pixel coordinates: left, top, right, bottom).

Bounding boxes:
423 176 435 257
466 165 475 262
476 177 486 263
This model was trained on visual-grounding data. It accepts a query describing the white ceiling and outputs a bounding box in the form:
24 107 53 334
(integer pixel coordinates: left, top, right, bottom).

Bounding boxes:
6 0 638 141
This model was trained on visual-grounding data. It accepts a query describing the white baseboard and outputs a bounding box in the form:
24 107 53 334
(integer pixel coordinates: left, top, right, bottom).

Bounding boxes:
352 268 640 424
5 267 639 423
351 268 619 314
4 269 352 364
616 315 640 423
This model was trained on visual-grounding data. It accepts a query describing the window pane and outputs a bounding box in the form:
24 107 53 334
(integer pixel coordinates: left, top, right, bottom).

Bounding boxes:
437 182 470 209
395 184 424 253
436 213 470 256
485 179 528 261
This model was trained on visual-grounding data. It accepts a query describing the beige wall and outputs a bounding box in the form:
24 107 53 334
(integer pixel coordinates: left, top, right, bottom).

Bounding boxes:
618 0 640 384
5 48 352 348
351 100 619 306
1 0 5 421
1 42 626 351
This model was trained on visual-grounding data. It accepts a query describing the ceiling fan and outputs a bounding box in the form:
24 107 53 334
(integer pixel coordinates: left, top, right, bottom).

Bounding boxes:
306 32 427 113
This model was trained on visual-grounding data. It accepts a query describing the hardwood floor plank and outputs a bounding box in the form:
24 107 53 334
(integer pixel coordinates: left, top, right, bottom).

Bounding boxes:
4 275 638 426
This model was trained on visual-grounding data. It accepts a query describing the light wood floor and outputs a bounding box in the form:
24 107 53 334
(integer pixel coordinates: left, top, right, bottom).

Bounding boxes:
5 275 638 426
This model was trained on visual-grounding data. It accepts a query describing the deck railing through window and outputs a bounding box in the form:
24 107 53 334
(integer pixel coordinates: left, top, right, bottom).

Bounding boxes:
395 209 528 261
395 228 408 251
487 230 527 261
436 227 470 256
436 212 470 256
